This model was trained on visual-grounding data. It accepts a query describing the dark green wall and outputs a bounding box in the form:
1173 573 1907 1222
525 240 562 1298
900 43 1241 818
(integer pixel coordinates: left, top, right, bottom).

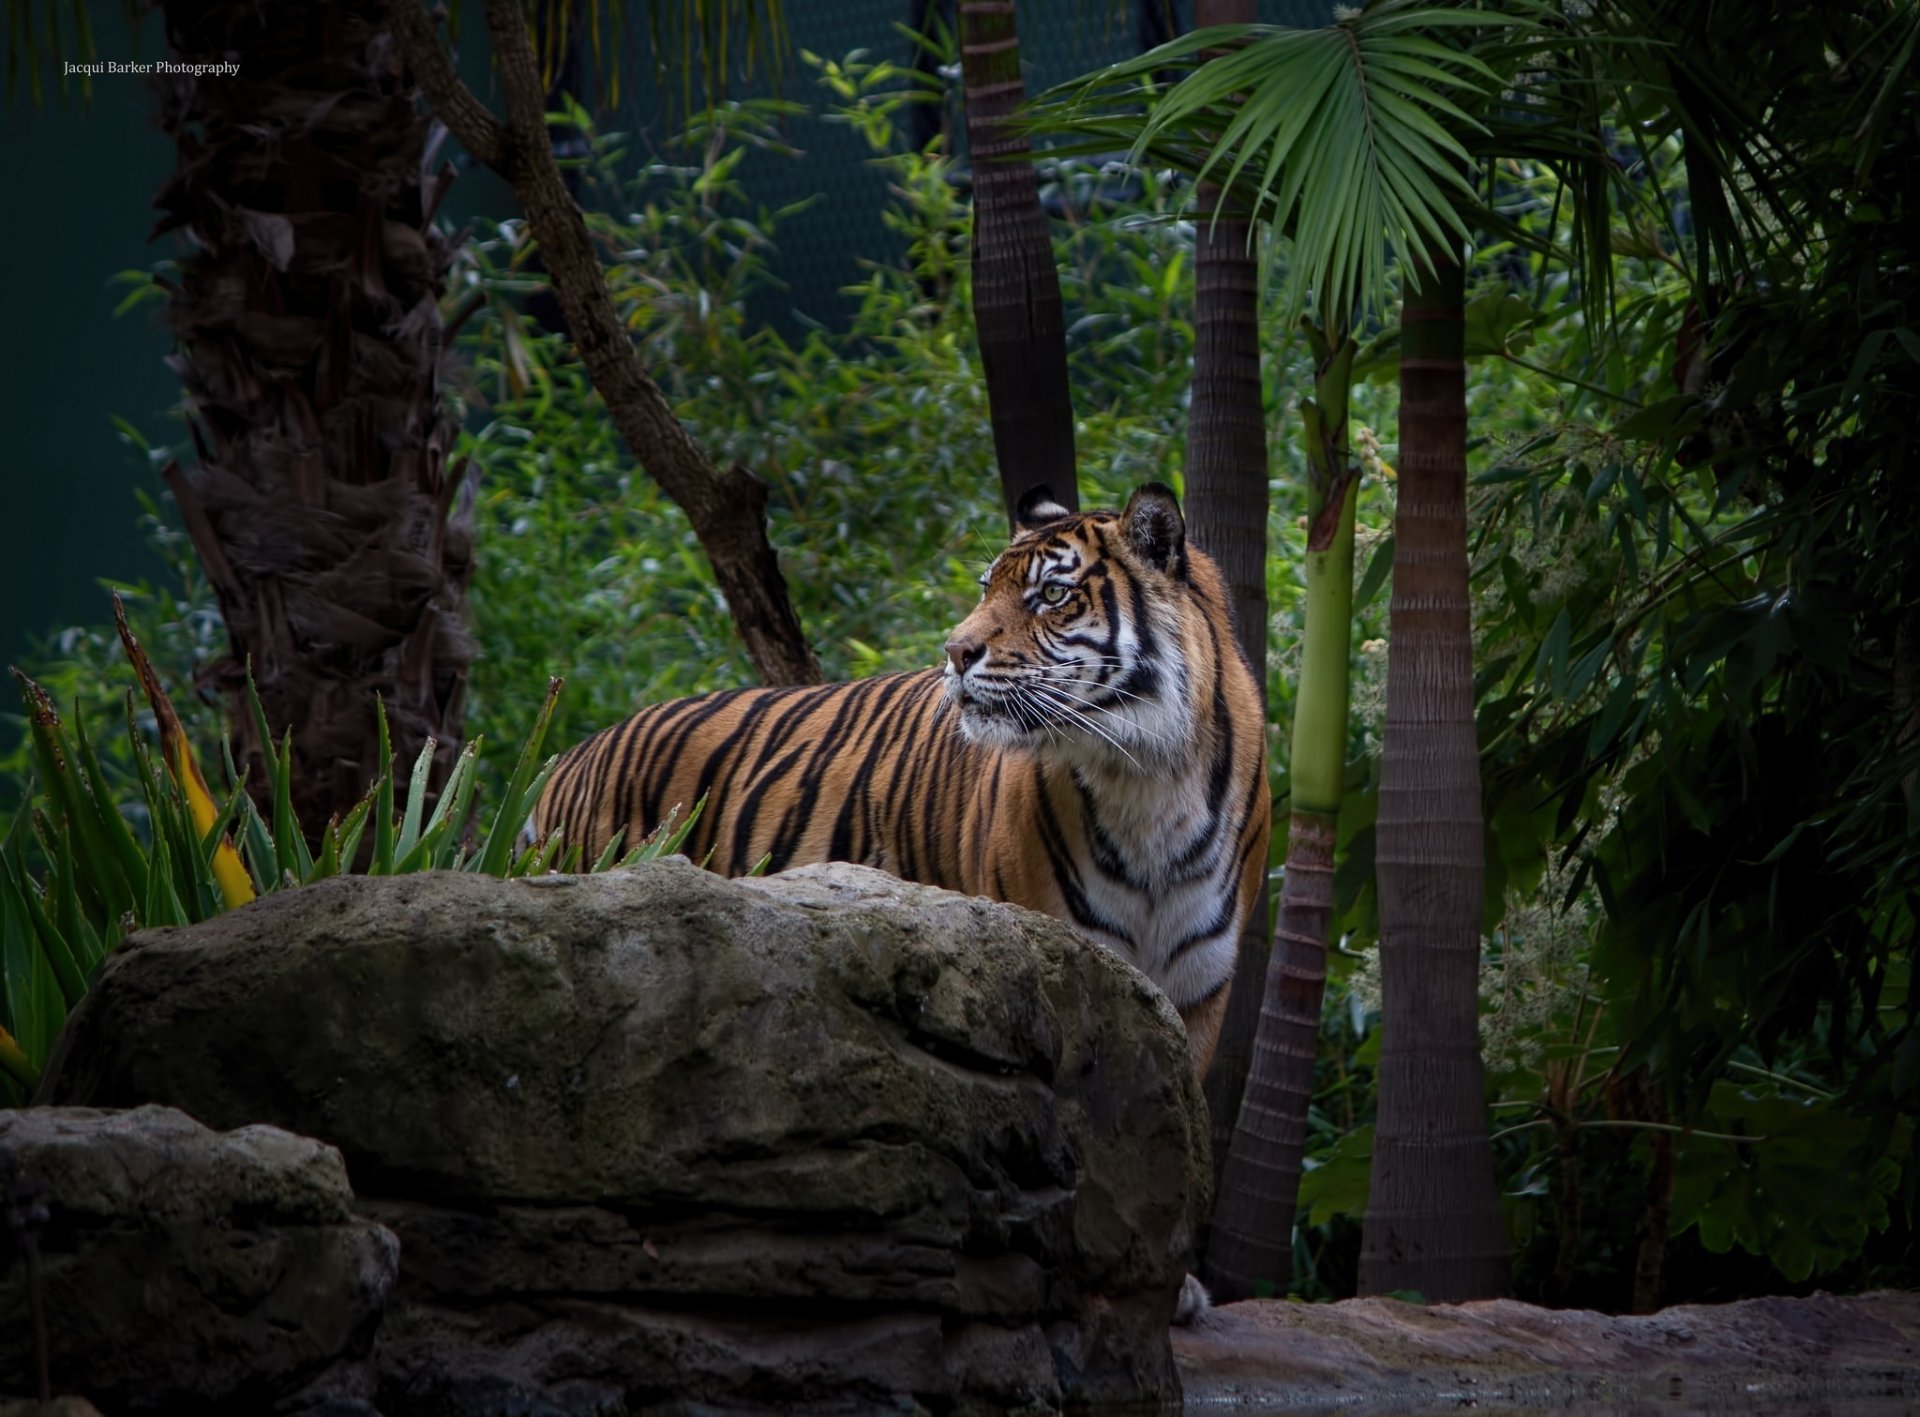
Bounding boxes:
0 6 174 674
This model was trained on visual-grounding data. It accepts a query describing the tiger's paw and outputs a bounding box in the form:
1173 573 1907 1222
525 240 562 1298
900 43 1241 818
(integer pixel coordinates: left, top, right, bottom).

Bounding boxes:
1173 1272 1211 1326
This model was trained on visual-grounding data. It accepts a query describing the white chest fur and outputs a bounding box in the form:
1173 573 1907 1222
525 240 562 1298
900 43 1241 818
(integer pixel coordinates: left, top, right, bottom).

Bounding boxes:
1057 755 1243 1010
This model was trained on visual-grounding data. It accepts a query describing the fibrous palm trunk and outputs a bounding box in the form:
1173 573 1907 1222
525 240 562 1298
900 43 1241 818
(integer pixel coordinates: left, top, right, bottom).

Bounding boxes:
1183 0 1274 1230
154 0 475 844
1360 254 1511 1302
1206 324 1355 1300
959 0 1078 524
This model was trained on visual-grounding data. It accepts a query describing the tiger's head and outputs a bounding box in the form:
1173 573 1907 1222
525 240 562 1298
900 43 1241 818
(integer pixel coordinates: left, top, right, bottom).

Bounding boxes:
943 482 1216 771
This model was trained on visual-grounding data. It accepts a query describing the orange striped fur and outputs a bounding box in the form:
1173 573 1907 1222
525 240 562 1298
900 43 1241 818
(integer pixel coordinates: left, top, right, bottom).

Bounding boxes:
535 484 1270 1076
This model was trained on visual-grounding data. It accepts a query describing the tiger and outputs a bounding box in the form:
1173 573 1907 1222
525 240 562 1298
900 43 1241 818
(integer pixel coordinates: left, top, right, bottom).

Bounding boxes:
534 482 1271 1082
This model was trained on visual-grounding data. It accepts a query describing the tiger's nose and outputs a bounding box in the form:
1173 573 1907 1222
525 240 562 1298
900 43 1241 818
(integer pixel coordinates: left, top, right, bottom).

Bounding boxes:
945 634 986 675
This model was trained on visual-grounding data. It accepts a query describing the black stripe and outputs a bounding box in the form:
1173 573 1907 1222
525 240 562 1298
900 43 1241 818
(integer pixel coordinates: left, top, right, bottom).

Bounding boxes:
766 674 910 870
1071 769 1149 891
686 692 791 860
828 672 928 866
1166 894 1239 964
734 682 855 865
633 692 743 850
1167 818 1222 881
726 740 811 871
1204 618 1235 815
1033 767 1134 945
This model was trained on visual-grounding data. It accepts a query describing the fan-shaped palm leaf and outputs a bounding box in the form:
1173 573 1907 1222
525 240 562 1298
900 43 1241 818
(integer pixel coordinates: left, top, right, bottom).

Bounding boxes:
1043 3 1513 328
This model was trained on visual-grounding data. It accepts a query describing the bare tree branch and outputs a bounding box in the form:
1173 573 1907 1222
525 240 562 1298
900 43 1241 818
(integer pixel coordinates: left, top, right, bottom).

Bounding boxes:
389 0 505 169
391 0 822 686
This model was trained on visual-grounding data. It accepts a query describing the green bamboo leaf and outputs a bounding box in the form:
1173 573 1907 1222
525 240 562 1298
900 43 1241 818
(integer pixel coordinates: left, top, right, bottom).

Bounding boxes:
589 829 628 874
1566 637 1612 701
4 861 87 1010
312 817 344 882
237 792 279 896
372 697 397 876
0 836 87 1010
430 741 483 871
276 730 314 881
1587 676 1637 759
142 826 188 929
180 792 226 923
619 795 708 867
393 740 476 875
16 673 131 925
1535 607 1573 699
475 677 565 877
332 795 374 881
0 868 64 1077
1356 534 1396 610
238 667 304 881
395 737 437 864
69 699 149 896
198 780 256 903
527 831 572 876
133 721 215 924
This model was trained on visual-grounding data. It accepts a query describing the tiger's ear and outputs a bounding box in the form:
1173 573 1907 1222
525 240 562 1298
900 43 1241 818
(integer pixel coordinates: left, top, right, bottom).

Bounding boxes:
1015 485 1073 530
1124 482 1187 577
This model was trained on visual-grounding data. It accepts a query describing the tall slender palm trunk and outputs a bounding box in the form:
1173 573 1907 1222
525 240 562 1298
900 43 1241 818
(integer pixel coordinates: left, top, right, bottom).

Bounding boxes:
1184 0 1273 1196
1205 326 1354 1299
959 0 1078 523
155 0 474 843
1360 255 1510 1302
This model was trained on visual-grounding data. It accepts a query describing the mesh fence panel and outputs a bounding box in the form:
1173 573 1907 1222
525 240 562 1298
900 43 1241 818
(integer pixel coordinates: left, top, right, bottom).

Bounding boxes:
601 0 1327 331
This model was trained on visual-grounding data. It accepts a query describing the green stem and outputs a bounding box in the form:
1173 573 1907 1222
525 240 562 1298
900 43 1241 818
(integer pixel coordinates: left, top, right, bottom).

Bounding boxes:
1491 1117 1765 1145
1724 1059 1835 1100
1290 327 1358 815
1498 352 1643 406
1202 319 1357 1300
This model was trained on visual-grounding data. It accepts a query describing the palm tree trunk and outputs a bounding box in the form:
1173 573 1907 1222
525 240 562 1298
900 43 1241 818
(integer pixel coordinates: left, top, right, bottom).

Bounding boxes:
154 0 475 843
1359 253 1511 1303
1185 0 1272 1195
959 0 1078 523
1205 326 1354 1300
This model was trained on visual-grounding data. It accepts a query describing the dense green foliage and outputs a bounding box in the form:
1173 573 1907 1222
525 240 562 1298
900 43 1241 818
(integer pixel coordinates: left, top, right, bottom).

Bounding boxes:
451 70 1405 767
0 654 699 1105
7 8 1918 1311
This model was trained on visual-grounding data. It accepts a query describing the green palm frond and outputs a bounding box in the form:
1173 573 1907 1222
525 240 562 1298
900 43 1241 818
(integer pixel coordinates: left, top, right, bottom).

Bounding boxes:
1041 2 1521 329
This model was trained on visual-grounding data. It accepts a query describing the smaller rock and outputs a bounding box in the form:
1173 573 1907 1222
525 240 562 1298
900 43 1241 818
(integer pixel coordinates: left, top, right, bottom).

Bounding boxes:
0 1105 398 1413
1177 1291 1920 1411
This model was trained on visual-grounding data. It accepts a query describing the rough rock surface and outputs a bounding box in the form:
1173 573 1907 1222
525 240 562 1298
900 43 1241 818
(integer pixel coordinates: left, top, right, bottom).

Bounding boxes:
1176 1290 1920 1412
40 861 1209 1414
0 1105 397 1414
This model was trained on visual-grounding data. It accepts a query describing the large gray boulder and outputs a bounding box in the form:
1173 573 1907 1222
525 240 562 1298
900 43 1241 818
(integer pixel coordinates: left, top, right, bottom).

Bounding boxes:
40 861 1208 1414
0 1105 396 1413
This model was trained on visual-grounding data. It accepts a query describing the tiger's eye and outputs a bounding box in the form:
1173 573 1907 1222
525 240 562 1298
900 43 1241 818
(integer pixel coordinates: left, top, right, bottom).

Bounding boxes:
1041 583 1069 606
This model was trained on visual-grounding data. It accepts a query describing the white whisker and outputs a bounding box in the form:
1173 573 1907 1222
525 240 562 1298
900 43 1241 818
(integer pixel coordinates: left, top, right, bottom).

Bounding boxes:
1026 683 1149 772
1021 673 1177 747
1027 669 1165 716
